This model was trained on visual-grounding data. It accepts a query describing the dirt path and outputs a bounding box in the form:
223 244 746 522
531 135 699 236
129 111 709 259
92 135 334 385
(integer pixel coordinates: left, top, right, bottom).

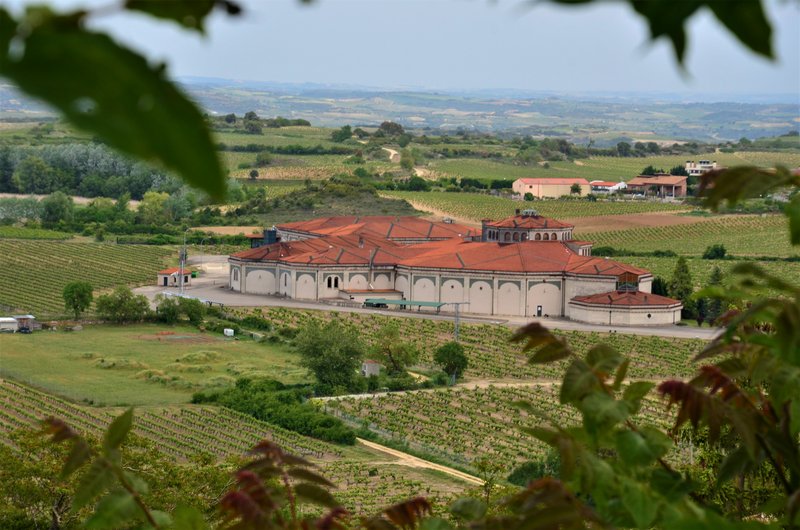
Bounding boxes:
357 438 483 485
0 192 139 209
382 147 400 163
388 196 481 228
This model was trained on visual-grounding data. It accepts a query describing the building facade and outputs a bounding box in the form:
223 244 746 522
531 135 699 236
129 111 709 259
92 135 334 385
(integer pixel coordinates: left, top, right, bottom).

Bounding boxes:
228 215 681 326
512 178 591 199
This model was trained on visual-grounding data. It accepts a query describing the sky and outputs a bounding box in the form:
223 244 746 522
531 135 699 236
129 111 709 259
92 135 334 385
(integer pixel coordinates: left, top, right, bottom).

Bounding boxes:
6 0 800 98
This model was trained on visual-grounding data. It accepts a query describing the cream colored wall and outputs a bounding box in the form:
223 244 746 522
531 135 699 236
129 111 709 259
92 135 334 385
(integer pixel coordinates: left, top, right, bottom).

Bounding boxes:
496 281 522 316
373 273 392 289
440 279 465 304
347 273 368 290
245 268 276 295
295 273 316 300
526 282 562 317
413 277 436 302
230 266 241 291
279 271 292 296
562 277 617 317
568 304 681 326
468 280 492 314
395 275 410 299
639 277 653 293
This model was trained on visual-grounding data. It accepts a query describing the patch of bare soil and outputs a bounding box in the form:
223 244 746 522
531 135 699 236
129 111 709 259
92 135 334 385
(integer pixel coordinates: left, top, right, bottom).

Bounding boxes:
194 226 261 236
567 211 713 233
136 332 216 344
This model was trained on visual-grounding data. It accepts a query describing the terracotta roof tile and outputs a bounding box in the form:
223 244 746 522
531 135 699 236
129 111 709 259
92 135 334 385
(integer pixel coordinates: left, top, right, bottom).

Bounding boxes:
571 291 681 307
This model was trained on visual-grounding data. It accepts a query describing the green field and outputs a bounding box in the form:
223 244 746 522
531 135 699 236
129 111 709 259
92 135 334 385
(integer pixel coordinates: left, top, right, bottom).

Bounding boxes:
0 240 172 315
583 215 794 257
0 226 73 240
382 190 688 221
424 150 800 183
0 323 307 406
0 378 467 515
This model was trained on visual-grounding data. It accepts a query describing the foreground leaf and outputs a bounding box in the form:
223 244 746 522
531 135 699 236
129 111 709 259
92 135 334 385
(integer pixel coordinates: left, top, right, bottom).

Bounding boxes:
0 9 226 199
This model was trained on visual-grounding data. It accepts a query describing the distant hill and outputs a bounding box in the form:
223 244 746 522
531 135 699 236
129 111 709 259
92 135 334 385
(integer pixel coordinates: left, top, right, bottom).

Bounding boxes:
2 78 797 143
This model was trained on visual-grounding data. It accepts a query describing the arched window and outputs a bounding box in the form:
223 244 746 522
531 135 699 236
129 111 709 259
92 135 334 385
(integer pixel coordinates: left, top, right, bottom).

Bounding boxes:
543 233 549 241
333 277 339 288
521 233 528 241
512 232 520 242
326 277 332 288
552 233 558 240
535 233 541 241
233 269 239 281
504 232 511 242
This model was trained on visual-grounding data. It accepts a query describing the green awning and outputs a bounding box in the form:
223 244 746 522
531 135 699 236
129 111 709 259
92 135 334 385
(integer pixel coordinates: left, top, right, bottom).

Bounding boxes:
364 298 445 308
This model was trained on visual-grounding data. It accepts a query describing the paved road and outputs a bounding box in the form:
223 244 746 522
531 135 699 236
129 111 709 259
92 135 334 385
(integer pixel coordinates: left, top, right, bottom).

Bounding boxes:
135 255 721 340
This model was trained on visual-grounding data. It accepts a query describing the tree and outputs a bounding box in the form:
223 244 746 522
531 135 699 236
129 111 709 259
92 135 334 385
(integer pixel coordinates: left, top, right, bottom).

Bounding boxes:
14 156 60 194
155 294 180 324
0 146 15 192
694 297 707 326
400 148 416 171
224 113 236 124
294 320 365 392
434 341 469 384
62 281 93 319
669 256 695 319
569 183 581 195
616 141 632 157
670 164 689 176
524 192 534 201
397 133 412 148
330 125 352 143
249 169 259 180
41 191 74 227
702 243 727 259
651 276 669 296
378 121 404 136
371 323 419 374
95 286 149 324
244 111 259 121
705 265 726 325
244 120 262 135
137 191 169 225
641 165 664 175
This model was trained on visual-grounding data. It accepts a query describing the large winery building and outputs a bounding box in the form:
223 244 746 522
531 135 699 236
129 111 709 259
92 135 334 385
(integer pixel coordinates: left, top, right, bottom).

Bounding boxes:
229 212 682 326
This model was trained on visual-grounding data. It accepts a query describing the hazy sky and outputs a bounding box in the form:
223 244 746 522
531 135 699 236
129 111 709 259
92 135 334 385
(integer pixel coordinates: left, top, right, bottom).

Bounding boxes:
7 0 800 97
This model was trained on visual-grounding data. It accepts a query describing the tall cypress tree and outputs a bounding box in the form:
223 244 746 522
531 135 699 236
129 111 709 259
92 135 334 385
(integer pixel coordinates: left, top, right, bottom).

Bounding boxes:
0 147 15 192
706 266 726 325
669 257 695 319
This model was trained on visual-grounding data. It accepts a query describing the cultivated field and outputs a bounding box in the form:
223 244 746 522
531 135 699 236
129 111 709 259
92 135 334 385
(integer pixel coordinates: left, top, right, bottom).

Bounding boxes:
422 151 800 183
0 226 73 239
582 214 794 257
0 324 307 406
0 240 172 315
0 378 466 515
382 191 689 221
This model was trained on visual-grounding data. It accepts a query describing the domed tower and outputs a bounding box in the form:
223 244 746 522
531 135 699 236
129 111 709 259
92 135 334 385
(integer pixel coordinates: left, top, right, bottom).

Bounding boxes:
481 209 575 243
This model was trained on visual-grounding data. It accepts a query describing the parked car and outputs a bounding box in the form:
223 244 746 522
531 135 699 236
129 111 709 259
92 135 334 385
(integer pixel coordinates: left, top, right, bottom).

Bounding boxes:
17 326 32 334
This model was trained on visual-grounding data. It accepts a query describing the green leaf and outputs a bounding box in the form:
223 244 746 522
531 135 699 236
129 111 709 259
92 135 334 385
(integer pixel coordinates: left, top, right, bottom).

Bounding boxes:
528 341 570 364
620 478 660 528
612 358 629 391
0 9 226 200
622 381 655 415
559 359 598 404
293 483 339 509
707 0 773 59
580 392 629 432
104 408 134 454
169 505 209 530
72 458 115 512
449 498 486 521
615 430 656 468
786 194 800 246
585 344 623 374
287 466 336 488
61 439 91 479
125 0 218 33
717 445 753 485
84 489 140 529
419 518 454 530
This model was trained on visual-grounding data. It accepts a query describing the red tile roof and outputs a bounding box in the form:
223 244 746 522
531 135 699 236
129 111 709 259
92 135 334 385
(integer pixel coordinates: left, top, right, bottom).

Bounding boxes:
590 181 620 187
278 216 479 240
516 178 590 185
628 176 687 187
484 214 573 230
571 291 681 307
158 267 192 275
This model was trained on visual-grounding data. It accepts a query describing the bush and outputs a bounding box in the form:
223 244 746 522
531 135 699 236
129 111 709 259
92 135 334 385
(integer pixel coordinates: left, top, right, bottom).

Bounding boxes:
95 286 149 324
702 244 728 260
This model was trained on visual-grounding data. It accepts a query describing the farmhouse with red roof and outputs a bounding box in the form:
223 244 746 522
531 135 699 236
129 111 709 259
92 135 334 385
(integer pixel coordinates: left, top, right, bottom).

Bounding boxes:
228 213 682 326
512 178 590 198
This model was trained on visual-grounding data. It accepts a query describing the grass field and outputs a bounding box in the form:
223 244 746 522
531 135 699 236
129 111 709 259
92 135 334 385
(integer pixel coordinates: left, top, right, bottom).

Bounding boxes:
0 323 307 406
0 240 172 315
424 151 800 183
582 215 795 257
382 190 688 221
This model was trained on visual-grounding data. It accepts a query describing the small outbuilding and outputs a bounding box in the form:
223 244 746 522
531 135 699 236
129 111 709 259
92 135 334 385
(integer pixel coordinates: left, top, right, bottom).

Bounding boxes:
157 267 192 287
361 360 382 377
568 291 682 326
0 317 18 332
